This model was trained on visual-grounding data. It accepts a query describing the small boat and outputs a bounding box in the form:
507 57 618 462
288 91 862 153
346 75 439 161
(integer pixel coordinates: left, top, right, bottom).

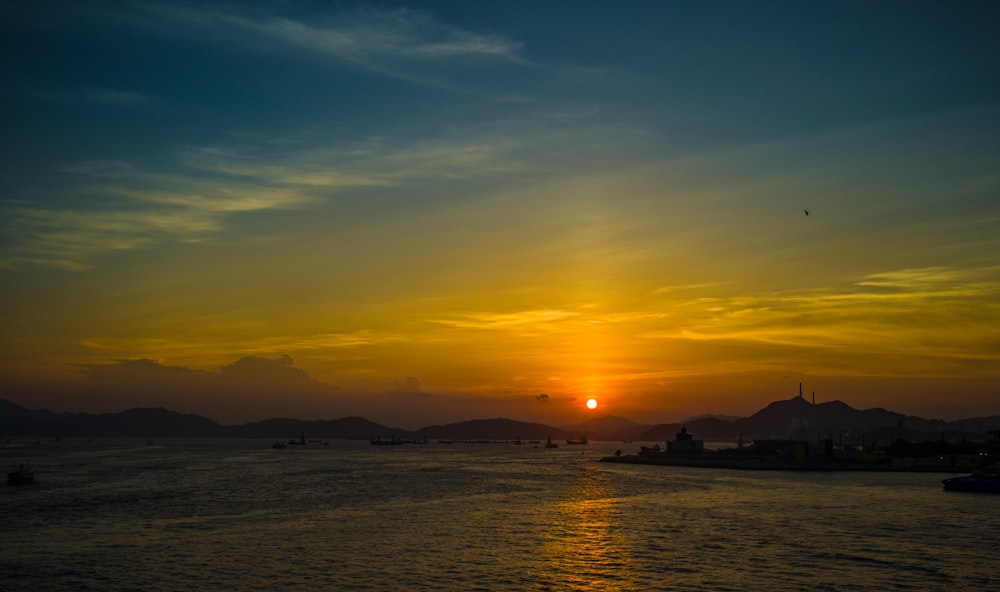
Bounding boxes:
942 471 1000 493
566 436 588 445
544 437 558 449
272 441 287 449
8 463 34 486
370 436 404 446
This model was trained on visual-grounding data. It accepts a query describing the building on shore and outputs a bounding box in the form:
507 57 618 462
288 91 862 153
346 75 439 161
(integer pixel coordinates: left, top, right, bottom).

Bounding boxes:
667 427 704 453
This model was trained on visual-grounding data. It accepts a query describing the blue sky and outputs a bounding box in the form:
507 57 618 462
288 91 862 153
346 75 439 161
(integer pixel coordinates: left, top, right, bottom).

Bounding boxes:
2 1 999 426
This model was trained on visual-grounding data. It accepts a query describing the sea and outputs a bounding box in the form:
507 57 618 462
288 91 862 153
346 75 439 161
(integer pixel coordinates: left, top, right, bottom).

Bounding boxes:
2 438 997 592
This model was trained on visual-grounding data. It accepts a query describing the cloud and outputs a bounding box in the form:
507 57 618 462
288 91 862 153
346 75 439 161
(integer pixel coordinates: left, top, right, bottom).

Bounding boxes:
0 156 315 270
853 267 964 291
78 354 338 422
3 79 642 271
82 358 207 386
138 4 525 87
2 115 586 270
226 9 522 61
0 207 217 271
431 308 580 331
180 130 555 197
390 376 428 397
635 265 1000 376
218 354 316 387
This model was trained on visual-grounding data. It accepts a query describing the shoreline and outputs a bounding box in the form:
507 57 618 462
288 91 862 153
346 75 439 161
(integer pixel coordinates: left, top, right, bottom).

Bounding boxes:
599 454 978 473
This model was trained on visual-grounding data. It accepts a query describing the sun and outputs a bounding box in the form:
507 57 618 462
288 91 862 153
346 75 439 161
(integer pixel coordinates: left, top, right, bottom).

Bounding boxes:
586 398 598 410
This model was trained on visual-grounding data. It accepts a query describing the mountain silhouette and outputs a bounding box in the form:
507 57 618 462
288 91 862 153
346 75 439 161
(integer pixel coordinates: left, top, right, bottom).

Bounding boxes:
413 418 565 441
559 414 646 440
230 416 411 440
637 397 999 443
1 397 997 441
0 400 221 437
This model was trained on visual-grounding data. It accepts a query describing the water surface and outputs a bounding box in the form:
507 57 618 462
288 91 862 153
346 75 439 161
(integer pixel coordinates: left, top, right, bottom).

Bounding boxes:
3 439 996 591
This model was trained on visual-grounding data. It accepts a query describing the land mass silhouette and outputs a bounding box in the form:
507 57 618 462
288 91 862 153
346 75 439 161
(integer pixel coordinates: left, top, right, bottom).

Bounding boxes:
1 397 998 443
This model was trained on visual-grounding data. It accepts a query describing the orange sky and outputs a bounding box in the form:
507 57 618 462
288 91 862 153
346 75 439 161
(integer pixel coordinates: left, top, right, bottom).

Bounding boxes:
2 3 998 428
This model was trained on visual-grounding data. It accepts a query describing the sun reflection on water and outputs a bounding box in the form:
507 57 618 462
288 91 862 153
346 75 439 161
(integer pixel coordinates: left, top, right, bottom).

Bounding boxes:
532 467 636 591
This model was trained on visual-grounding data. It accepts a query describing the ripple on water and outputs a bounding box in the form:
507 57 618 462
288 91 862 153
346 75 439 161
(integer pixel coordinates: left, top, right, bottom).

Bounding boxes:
3 441 999 591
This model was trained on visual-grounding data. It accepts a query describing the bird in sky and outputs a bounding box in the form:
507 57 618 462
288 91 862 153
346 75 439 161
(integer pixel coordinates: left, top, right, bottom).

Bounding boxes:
804 209 810 216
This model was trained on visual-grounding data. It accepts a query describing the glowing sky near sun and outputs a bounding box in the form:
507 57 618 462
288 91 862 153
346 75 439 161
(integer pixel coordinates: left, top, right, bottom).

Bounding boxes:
1 1 999 427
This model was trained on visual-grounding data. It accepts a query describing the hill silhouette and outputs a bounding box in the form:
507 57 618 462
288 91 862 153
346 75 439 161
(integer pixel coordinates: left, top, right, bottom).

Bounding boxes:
0 400 221 437
559 414 646 441
230 417 410 440
1 397 997 442
636 397 999 443
414 418 566 441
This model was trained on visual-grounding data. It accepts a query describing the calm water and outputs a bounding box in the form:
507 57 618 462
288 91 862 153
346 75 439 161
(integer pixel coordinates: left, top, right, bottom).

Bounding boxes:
2 439 997 591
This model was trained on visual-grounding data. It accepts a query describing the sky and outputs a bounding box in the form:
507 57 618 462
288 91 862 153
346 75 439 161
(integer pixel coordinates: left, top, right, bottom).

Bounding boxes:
2 1 999 429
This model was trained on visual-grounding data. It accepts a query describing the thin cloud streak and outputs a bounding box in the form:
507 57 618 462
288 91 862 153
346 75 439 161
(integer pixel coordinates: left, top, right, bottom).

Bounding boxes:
431 309 581 331
222 10 523 61
136 4 526 88
1 120 598 270
635 266 1000 375
0 207 218 271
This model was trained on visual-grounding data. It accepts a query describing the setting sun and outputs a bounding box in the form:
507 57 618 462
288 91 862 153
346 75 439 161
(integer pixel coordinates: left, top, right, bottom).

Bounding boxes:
586 398 598 410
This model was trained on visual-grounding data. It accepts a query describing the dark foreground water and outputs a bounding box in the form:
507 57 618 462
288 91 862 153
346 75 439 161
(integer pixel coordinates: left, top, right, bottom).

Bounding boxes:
2 438 997 591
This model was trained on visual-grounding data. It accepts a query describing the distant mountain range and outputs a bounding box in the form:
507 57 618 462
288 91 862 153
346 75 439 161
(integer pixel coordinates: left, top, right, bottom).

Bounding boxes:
2 397 998 442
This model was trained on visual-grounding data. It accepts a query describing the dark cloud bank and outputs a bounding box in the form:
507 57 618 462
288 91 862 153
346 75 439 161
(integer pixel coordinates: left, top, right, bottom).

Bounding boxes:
74 354 339 423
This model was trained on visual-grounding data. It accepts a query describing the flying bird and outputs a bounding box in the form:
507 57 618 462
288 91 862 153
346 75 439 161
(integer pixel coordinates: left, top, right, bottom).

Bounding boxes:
804 209 810 216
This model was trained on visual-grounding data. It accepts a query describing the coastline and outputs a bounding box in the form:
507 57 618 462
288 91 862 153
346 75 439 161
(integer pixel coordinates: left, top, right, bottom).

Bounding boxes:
599 453 979 473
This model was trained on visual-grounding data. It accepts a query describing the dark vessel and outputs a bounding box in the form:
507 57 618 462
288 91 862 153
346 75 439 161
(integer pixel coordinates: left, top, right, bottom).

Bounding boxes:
565 436 588 445
370 436 404 445
8 463 34 486
942 471 1000 493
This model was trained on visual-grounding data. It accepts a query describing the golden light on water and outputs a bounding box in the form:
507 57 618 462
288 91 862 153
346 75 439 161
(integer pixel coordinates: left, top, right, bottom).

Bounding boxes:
535 467 635 591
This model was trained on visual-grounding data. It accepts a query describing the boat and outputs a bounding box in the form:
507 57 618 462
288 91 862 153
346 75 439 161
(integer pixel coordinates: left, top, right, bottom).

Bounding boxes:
272 441 287 449
942 471 1000 493
8 463 34 486
638 443 662 456
544 436 558 449
370 436 404 446
566 436 588 445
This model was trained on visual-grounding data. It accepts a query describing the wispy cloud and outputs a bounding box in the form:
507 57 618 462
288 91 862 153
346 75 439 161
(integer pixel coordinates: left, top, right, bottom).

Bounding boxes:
0 157 314 270
854 267 965 291
432 308 581 331
0 206 220 271
79 330 408 368
1 115 601 270
179 128 553 189
637 266 1000 375
224 9 522 61
137 4 525 87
